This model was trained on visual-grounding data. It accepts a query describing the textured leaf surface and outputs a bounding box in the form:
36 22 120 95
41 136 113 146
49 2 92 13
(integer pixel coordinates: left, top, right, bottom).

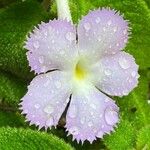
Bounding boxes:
116 71 150 129
136 125 150 150
0 110 25 127
0 0 48 79
104 119 135 150
0 71 27 106
0 127 74 150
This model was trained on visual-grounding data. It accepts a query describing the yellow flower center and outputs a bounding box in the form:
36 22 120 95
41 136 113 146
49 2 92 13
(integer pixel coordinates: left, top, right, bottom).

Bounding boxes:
74 61 87 80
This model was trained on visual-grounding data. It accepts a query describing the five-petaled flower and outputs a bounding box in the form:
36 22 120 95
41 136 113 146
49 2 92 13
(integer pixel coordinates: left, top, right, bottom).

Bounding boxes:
20 8 139 143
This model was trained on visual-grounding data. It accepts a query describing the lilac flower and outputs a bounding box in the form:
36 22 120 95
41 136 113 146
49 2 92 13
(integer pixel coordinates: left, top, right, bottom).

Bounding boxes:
20 8 139 143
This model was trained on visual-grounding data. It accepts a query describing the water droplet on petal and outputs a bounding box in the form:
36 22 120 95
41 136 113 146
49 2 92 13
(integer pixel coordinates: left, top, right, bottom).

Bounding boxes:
97 131 103 138
123 29 127 35
131 71 136 77
66 32 76 42
107 20 112 26
124 39 127 43
84 22 91 31
122 90 128 95
44 80 50 87
34 104 40 109
24 109 28 113
88 121 93 127
80 117 85 124
68 105 77 118
55 81 61 89
69 126 79 135
46 118 54 126
33 41 39 49
44 105 54 114
104 69 112 76
90 104 96 109
95 17 101 23
116 43 119 47
103 27 106 32
105 107 118 126
51 40 55 43
40 66 47 72
113 26 117 33
39 56 44 64
119 58 130 69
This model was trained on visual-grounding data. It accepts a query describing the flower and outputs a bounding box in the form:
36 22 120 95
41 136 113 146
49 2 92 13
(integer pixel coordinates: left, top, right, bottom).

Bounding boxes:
20 8 139 143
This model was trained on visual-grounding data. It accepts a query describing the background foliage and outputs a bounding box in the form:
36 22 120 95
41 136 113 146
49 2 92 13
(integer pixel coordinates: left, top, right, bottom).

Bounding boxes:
0 0 150 149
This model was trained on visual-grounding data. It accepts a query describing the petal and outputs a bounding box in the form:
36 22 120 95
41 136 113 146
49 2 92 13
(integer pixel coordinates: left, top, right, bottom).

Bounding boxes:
91 52 139 96
20 71 72 129
25 20 77 74
78 8 129 62
66 85 119 143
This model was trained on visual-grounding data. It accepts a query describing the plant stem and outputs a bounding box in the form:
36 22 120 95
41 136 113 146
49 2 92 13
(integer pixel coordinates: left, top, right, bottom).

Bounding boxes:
55 0 72 22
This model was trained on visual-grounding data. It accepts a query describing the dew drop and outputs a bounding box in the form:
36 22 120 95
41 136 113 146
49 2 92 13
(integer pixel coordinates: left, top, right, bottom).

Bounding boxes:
88 121 93 127
39 56 44 64
44 80 50 87
124 39 127 43
34 104 40 109
90 104 96 109
119 58 130 69
44 105 54 114
104 69 112 76
95 17 101 23
113 26 117 33
24 109 28 113
46 118 53 126
103 27 106 32
123 29 127 35
97 131 103 138
66 32 76 42
33 41 39 49
116 43 119 47
131 71 136 77
55 81 61 89
84 22 91 31
69 126 79 135
122 90 128 95
48 26 52 32
80 117 85 124
105 107 118 126
68 105 77 118
40 66 47 72
107 20 112 26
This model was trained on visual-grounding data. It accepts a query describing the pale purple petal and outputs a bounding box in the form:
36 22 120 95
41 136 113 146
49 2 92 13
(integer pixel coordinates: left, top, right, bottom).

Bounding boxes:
66 86 119 143
20 71 72 129
25 20 77 74
78 8 129 62
91 52 139 96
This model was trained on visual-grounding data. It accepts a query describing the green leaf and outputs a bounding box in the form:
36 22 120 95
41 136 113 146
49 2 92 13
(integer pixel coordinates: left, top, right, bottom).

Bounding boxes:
136 125 150 150
104 119 135 150
0 0 48 80
0 71 27 106
0 110 25 127
0 127 74 150
116 71 150 129
52 0 150 69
